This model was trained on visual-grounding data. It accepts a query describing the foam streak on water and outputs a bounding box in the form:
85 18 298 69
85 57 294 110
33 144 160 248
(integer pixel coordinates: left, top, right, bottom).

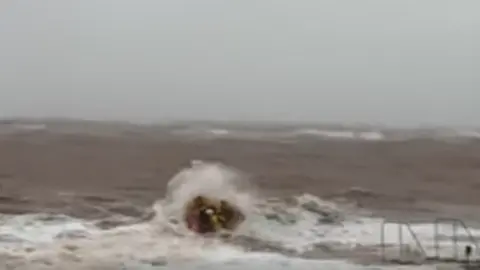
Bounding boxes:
169 125 480 142
0 161 476 270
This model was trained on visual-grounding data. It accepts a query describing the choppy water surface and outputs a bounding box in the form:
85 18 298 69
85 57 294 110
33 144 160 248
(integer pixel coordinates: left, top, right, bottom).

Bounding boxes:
0 161 477 270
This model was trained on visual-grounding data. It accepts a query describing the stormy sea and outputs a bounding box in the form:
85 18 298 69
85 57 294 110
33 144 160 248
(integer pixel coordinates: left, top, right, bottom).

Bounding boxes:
0 119 480 270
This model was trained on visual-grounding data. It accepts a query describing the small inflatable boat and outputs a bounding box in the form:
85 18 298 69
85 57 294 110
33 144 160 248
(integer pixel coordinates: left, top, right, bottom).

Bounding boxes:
183 195 245 235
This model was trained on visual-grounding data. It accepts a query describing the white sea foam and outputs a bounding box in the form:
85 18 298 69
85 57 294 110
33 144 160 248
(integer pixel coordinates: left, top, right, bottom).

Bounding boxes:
0 161 477 270
168 126 480 142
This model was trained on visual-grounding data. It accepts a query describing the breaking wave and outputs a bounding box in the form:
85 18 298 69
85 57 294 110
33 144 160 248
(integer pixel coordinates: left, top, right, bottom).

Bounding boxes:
170 126 480 142
0 161 479 269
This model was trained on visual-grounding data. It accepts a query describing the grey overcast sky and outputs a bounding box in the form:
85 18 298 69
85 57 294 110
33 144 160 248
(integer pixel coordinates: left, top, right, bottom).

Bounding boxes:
0 0 478 126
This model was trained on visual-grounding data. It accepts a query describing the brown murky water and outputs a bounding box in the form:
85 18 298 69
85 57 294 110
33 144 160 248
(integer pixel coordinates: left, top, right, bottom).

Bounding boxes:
0 120 479 269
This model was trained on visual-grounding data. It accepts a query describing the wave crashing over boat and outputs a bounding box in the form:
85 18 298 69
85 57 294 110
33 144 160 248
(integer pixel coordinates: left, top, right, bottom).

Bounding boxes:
0 161 479 270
